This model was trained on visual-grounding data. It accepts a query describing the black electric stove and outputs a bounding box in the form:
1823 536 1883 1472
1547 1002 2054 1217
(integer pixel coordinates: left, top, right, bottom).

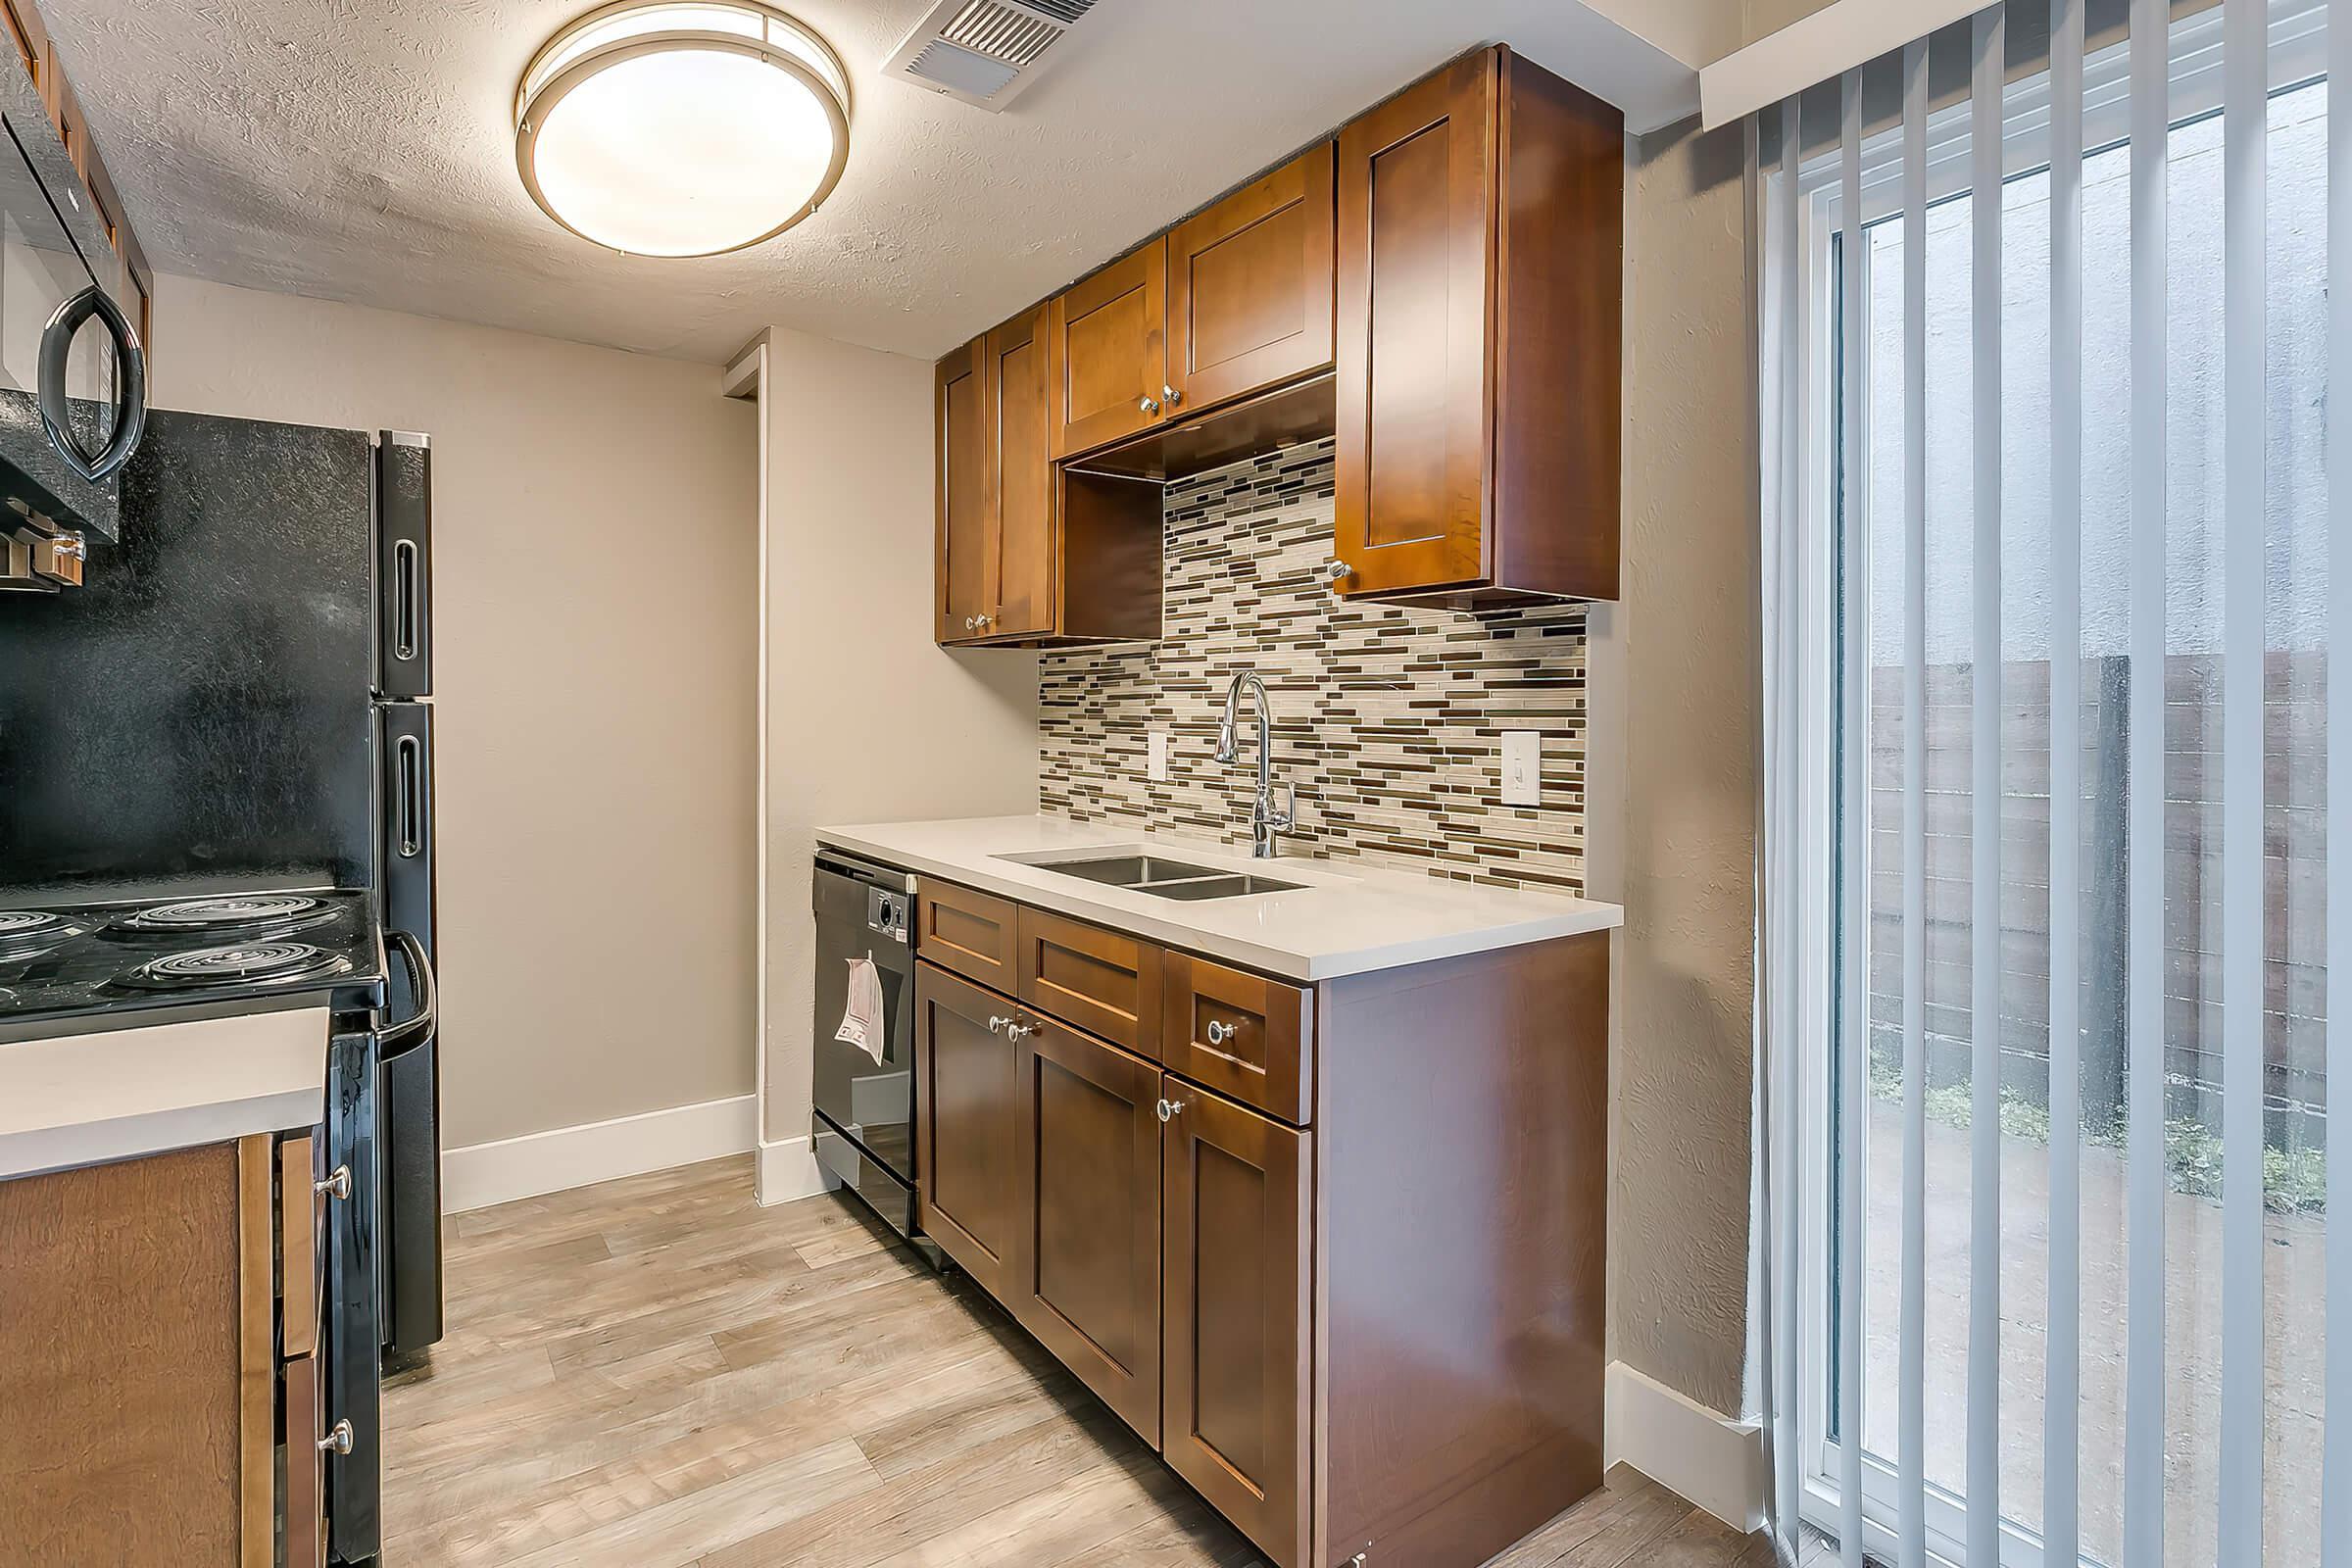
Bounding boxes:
0 889 387 1040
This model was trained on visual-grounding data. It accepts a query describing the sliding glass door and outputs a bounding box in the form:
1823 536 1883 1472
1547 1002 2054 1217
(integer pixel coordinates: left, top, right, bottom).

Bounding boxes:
1769 2 2336 1562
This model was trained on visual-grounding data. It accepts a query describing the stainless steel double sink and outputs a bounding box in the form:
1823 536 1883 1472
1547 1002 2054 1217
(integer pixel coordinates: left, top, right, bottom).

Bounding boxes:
1004 852 1302 902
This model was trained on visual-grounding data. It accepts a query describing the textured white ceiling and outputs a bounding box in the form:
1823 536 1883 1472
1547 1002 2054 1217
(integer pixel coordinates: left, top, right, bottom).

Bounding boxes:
44 0 1713 366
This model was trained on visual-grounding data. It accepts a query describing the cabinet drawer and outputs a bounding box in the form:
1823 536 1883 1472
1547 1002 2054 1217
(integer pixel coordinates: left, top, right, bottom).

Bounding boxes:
916 882 1020 993
1159 953 1312 1124
1017 906 1161 1054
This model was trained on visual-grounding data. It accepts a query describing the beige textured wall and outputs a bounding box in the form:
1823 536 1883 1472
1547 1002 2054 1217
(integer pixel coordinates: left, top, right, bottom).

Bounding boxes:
1742 0 1833 42
756 326 1040 1151
149 273 760 1150
1603 116 1759 1419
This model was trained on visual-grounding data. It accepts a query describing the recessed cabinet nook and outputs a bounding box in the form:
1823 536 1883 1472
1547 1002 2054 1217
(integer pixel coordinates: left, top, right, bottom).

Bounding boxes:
910 879 1610 1568
935 44 1624 648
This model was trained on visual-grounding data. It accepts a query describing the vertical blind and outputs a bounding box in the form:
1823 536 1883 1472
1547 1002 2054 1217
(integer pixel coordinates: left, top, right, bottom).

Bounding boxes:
1754 0 2341 1563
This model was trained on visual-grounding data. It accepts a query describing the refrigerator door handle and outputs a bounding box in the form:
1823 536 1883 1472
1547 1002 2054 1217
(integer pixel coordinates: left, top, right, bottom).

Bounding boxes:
392 540 421 662
394 734 424 858
380 930 437 1061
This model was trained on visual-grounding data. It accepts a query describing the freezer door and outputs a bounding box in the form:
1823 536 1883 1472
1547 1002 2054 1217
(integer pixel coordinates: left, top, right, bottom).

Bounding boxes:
375 431 432 698
377 700 443 1354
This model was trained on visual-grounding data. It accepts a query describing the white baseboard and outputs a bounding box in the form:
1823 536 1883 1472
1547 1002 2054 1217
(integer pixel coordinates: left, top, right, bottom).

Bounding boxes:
756 1134 834 1206
441 1094 757 1213
1605 1360 1767 1533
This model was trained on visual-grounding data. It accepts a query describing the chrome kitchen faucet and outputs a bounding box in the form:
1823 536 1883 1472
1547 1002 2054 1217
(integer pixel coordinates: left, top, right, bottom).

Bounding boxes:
1214 669 1294 858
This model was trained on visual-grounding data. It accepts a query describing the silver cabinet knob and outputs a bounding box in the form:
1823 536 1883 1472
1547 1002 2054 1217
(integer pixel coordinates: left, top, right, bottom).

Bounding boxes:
318 1419 354 1455
974 612 992 630
987 1015 1011 1034
316 1165 351 1200
1005 1021 1037 1041
1325 560 1353 584
1155 1097 1187 1122
1205 1019 1235 1047
1138 395 1160 415
963 615 977 630
1162 384 1181 408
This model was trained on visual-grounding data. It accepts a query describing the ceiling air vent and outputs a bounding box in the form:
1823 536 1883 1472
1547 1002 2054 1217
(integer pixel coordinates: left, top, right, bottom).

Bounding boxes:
883 0 1100 111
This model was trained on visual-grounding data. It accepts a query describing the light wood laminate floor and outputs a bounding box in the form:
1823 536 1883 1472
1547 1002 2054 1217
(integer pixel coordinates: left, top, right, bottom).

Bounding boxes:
384 1156 1801 1567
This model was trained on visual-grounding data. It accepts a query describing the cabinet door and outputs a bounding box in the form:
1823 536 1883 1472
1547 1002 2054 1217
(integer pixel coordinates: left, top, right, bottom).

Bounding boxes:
280 1134 319 1359
986 304 1055 639
1167 144 1335 416
936 334 995 643
1333 48 1495 597
1011 1016 1162 1442
284 1352 326 1568
1049 238 1166 458
913 960 1021 1297
1161 1083 1311 1568
0 1142 254 1562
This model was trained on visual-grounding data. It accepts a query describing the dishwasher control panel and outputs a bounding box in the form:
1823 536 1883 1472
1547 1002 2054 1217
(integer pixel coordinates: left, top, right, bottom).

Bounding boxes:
867 888 908 944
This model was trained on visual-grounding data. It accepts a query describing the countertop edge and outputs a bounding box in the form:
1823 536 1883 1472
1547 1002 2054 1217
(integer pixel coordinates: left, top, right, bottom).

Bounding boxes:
0 1087 323 1181
0 1006 329 1182
815 821 1623 981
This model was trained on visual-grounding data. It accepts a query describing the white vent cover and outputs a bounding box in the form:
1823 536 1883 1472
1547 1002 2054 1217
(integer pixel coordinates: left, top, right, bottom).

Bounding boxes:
882 0 1099 111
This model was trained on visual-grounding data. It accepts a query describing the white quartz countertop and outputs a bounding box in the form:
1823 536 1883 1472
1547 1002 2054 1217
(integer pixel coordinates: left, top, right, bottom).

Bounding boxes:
0 1006 327 1180
816 815 1623 982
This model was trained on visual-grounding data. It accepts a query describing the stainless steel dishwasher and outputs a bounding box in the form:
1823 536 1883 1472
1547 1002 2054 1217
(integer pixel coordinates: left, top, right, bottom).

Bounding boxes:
810 850 924 1245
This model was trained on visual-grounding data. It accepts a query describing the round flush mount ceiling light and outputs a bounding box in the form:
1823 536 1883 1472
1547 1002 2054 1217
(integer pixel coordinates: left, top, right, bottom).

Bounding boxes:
514 1 850 258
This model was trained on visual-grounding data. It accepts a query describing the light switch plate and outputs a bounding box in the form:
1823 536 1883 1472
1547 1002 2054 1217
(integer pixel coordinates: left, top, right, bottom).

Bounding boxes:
1502 731 1542 807
1148 728 1171 783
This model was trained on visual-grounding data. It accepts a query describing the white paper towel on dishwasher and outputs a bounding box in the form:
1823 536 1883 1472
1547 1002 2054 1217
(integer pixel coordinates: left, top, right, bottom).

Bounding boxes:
835 956 887 1065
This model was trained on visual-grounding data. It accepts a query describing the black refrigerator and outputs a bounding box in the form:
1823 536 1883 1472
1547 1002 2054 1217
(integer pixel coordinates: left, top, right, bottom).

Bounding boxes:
0 407 445 1358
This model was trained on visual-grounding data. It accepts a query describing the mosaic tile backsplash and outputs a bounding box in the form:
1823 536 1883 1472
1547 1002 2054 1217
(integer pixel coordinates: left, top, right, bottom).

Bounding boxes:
1037 438 1591 894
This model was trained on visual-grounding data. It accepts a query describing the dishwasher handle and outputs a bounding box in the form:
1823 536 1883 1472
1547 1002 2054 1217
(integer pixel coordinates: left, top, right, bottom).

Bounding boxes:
813 849 916 894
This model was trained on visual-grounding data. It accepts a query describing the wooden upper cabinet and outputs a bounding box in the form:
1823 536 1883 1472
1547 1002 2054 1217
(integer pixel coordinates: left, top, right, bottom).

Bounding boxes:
1334 46 1622 606
935 314 1163 651
1049 238 1168 458
935 335 993 643
1167 144 1335 417
987 304 1055 640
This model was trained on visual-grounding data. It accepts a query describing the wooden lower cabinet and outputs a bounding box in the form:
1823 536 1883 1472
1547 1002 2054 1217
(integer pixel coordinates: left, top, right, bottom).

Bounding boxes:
282 1351 326 1568
1010 1015 1163 1442
921 899 1611 1568
0 1130 324 1567
912 960 1022 1297
1160 1079 1311 1568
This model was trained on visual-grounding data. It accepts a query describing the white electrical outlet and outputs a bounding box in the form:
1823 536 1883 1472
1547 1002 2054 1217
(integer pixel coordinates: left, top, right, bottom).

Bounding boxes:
1501 731 1542 807
1148 728 1172 783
